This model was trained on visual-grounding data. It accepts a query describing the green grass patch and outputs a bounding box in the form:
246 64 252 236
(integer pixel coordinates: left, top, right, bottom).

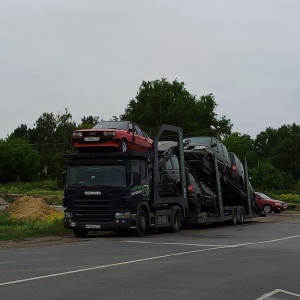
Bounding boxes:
0 181 63 196
0 211 69 241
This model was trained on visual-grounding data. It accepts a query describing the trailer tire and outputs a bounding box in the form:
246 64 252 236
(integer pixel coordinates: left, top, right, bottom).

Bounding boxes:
136 208 147 237
170 209 182 233
119 139 127 152
73 229 88 238
231 209 237 225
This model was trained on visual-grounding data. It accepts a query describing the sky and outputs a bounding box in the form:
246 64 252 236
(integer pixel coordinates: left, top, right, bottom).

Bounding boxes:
1 0 299 139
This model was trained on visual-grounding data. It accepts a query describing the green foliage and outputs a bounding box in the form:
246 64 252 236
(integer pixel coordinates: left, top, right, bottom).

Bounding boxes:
0 137 41 183
251 162 295 190
120 78 232 138
223 132 257 168
0 181 63 195
78 115 99 129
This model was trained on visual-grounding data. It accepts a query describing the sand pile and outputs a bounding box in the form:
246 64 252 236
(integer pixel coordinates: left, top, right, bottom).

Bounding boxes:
6 196 61 221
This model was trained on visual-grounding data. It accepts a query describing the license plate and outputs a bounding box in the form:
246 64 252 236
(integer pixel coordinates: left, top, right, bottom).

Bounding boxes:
84 137 99 142
85 224 101 229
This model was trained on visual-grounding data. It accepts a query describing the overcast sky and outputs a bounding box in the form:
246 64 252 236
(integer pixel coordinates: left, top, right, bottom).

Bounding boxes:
1 0 299 139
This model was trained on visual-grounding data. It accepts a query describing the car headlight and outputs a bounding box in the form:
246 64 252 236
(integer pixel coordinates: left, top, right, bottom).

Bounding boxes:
103 131 116 136
73 132 83 137
274 202 282 206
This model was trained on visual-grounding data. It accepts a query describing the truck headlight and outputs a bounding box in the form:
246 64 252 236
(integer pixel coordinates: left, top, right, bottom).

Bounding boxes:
64 212 73 218
115 212 131 219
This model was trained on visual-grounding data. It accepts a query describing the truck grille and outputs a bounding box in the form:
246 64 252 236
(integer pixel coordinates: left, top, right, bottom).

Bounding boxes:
66 189 122 223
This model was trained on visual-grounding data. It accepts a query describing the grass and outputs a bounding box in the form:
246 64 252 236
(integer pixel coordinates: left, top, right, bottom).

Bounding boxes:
0 211 69 241
0 180 63 206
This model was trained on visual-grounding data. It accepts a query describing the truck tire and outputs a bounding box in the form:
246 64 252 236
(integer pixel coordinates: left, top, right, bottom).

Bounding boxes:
170 209 182 233
119 139 127 152
231 209 237 225
136 208 147 237
73 229 88 238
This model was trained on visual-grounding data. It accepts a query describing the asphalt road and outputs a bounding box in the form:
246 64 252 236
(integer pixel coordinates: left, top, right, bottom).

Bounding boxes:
0 217 300 300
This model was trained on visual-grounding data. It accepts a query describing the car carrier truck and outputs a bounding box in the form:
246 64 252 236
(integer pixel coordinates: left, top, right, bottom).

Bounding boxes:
63 124 258 237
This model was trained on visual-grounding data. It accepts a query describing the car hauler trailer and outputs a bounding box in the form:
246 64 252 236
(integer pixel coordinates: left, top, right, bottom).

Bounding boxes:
63 124 259 237
183 151 260 225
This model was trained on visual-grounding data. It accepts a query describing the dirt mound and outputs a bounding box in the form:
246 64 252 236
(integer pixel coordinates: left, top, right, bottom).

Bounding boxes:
6 196 60 221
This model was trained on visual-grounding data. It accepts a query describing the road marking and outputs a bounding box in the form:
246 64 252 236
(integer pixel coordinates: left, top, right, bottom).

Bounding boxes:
124 234 300 248
124 240 225 247
255 288 300 300
0 234 300 287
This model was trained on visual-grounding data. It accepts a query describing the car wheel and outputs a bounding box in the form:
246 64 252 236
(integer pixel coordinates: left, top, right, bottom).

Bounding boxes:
119 139 127 152
136 208 147 237
263 204 272 214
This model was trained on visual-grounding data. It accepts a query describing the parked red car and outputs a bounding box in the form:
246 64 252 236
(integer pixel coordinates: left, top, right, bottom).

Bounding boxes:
255 192 287 213
73 121 153 152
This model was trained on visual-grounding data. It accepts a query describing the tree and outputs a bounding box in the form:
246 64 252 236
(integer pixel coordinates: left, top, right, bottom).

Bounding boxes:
0 137 41 183
78 116 99 129
121 78 232 138
254 123 300 181
223 132 258 168
251 162 294 190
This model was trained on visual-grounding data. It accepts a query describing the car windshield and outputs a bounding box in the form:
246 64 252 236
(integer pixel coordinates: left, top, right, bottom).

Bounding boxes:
93 121 128 130
184 137 211 145
66 165 126 188
256 192 270 199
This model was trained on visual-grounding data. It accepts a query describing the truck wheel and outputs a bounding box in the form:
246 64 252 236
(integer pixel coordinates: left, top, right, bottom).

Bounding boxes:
231 209 237 225
136 208 147 237
73 229 88 238
119 139 127 152
170 210 182 233
263 204 272 214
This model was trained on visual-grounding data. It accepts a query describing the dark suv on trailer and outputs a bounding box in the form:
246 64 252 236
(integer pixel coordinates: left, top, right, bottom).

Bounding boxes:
183 136 231 176
228 152 245 190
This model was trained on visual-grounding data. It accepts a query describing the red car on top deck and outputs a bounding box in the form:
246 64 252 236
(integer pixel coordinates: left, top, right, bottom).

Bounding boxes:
72 121 153 153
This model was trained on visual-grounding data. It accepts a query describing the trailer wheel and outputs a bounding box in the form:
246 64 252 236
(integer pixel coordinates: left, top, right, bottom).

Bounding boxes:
73 229 88 238
231 209 237 225
170 210 182 233
119 139 127 152
263 204 272 214
136 208 147 237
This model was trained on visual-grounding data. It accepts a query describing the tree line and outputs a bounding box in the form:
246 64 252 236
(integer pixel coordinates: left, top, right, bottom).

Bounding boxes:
0 78 299 191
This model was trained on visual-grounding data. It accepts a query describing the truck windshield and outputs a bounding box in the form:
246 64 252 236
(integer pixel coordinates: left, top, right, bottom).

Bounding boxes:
66 165 126 188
